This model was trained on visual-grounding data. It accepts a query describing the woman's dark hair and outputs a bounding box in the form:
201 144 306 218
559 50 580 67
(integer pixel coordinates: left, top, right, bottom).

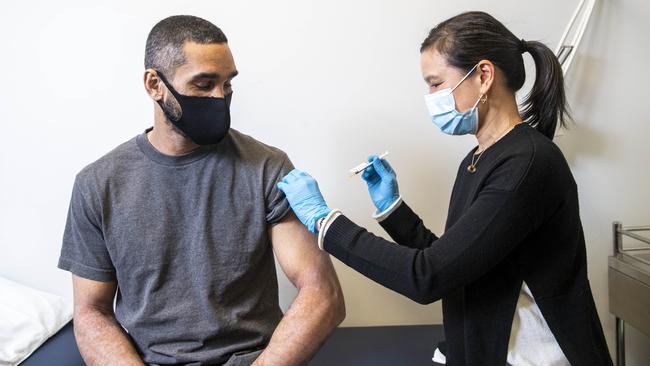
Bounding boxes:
420 11 569 139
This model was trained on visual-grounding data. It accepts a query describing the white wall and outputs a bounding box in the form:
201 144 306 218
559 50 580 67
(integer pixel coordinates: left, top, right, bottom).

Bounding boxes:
556 1 650 364
0 0 648 364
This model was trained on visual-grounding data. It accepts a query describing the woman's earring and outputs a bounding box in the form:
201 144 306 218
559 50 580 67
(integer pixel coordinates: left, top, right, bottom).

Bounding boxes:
480 94 488 104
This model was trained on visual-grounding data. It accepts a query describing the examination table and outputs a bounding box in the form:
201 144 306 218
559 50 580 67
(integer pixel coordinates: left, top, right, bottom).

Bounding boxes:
20 322 445 365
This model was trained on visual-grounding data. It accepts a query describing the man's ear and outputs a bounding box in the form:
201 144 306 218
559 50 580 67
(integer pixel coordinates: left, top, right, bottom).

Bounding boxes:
477 60 495 96
143 69 163 101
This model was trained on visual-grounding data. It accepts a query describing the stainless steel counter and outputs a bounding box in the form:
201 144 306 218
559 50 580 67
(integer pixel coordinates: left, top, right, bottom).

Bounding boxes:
609 222 650 366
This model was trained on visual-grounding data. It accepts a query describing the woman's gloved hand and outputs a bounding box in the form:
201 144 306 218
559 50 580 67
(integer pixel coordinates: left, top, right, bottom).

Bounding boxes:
362 156 400 213
277 169 332 233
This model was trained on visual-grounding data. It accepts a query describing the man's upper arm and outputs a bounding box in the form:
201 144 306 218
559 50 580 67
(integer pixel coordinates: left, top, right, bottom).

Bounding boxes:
265 152 295 225
59 176 116 282
269 212 341 292
72 274 117 313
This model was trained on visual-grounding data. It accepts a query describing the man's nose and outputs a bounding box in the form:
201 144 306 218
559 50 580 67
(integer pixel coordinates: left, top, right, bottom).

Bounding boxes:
210 87 225 99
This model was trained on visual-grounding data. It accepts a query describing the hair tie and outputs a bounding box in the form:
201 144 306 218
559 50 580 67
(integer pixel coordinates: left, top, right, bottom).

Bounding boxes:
519 38 528 54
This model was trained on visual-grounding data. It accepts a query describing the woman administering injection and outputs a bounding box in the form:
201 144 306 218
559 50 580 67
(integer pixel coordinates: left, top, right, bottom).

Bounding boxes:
277 11 612 366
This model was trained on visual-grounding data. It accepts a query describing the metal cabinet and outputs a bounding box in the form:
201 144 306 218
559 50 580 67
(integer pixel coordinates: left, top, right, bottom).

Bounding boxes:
609 222 650 366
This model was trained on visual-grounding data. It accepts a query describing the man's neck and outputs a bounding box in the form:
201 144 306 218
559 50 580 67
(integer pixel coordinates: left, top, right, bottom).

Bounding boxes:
147 117 200 156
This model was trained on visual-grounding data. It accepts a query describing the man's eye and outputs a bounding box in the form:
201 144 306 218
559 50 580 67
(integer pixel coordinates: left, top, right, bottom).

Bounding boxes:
195 83 213 90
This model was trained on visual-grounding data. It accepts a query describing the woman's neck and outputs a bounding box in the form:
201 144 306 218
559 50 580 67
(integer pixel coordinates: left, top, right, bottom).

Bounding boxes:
475 94 522 152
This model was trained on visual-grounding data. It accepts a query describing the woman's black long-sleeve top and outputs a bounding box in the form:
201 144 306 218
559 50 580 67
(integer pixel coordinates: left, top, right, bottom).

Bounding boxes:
322 124 612 366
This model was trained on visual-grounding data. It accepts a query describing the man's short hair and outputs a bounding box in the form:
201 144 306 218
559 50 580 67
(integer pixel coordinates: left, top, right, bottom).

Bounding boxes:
145 15 228 77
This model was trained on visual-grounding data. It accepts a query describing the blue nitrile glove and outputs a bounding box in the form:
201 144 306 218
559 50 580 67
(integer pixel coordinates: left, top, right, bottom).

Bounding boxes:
277 169 332 233
361 155 400 213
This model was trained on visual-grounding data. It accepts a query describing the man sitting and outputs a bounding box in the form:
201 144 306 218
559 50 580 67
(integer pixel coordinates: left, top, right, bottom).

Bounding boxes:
58 15 345 366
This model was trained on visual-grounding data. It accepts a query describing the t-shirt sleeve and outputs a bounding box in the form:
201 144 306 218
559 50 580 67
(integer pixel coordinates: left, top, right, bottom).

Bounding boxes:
58 176 116 281
264 151 295 225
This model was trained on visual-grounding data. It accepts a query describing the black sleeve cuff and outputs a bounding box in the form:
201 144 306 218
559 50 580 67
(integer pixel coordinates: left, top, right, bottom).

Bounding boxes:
323 215 364 260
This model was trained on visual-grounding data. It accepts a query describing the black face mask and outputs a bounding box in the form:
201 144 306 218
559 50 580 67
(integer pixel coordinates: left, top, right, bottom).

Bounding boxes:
156 71 232 145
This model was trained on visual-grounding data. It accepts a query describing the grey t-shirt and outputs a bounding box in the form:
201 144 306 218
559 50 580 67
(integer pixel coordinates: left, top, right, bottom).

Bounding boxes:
58 128 294 365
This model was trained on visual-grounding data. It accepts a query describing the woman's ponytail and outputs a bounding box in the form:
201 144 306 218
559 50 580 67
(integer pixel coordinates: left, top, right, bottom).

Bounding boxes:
520 40 570 139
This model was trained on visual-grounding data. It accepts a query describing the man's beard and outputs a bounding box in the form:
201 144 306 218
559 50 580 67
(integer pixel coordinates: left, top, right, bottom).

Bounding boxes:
160 95 190 139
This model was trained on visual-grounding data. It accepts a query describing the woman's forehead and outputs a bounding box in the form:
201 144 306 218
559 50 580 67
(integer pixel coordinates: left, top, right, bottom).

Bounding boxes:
421 48 460 80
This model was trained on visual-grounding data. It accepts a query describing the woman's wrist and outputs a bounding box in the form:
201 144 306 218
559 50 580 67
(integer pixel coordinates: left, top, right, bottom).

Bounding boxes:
317 209 343 250
316 217 326 232
372 196 403 222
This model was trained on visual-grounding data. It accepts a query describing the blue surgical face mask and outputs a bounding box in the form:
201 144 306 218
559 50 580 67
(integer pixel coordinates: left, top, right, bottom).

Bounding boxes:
424 64 483 135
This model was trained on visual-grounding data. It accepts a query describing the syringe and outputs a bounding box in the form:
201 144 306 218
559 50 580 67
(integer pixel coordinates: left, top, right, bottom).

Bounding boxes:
349 151 389 177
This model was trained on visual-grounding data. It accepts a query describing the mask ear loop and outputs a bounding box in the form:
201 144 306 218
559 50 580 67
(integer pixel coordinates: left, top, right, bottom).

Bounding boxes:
155 70 183 99
474 94 488 108
460 63 487 110
449 63 482 113
154 70 184 122
450 63 479 92
470 94 484 110
469 92 488 135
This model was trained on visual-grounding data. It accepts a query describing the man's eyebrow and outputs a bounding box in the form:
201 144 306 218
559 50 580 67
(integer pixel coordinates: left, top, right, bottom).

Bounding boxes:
189 70 239 80
190 72 219 80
